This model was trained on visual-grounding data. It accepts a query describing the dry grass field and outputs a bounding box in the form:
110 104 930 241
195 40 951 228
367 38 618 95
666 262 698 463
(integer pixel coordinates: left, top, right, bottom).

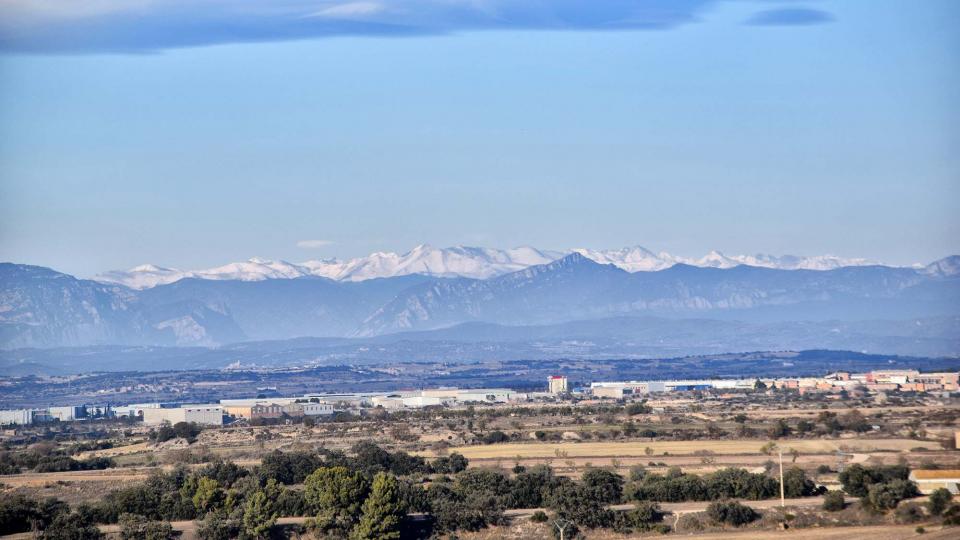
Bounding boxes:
432 437 924 460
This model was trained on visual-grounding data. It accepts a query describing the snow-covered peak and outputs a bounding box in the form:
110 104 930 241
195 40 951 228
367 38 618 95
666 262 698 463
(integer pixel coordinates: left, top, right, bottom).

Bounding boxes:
93 244 895 289
572 246 679 271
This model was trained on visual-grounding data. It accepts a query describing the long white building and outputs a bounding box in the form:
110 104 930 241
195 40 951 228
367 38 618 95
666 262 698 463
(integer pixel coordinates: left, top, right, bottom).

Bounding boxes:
142 405 224 426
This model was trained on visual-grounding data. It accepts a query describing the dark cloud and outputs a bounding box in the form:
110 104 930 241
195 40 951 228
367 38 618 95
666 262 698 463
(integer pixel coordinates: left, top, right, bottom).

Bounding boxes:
746 8 834 26
0 0 724 54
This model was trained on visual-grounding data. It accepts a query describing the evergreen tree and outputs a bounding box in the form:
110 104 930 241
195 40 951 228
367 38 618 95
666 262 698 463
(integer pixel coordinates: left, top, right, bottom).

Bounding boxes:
242 491 276 539
351 473 404 540
192 478 224 515
304 466 370 535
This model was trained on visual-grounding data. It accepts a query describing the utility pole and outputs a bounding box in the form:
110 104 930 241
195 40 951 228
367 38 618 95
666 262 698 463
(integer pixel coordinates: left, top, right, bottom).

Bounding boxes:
779 449 785 507
553 518 571 540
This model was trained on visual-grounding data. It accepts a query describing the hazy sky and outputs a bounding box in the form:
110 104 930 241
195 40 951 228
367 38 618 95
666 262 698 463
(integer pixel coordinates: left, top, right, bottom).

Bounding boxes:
1 0 958 276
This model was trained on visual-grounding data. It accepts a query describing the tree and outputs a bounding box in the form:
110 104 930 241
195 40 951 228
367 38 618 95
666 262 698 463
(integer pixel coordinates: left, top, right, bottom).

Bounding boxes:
199 459 247 488
928 488 952 516
258 450 323 485
242 490 276 539
192 477 224 515
864 480 921 512
839 464 910 497
580 468 624 504
304 466 370 535
781 467 818 498
351 473 404 540
196 511 241 540
547 482 614 529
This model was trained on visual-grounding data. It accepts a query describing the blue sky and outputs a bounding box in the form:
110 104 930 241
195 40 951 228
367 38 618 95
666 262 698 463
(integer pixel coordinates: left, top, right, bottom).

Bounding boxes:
1 0 958 276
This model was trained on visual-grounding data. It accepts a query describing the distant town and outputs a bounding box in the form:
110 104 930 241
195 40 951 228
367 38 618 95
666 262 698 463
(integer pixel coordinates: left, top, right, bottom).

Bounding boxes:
3 368 957 428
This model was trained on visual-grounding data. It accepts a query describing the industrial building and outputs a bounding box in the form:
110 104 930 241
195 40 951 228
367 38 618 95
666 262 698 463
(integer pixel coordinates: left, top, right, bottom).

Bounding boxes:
0 409 33 426
142 405 223 426
221 399 335 419
549 375 568 394
48 406 86 422
590 370 960 398
909 469 960 495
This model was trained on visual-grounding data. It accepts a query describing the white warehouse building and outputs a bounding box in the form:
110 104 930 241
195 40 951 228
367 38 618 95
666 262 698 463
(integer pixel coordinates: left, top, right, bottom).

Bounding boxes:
0 409 33 426
142 405 224 426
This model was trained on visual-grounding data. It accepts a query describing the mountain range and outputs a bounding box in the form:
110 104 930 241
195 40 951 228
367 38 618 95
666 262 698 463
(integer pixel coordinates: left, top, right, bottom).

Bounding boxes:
1 252 958 354
93 244 883 289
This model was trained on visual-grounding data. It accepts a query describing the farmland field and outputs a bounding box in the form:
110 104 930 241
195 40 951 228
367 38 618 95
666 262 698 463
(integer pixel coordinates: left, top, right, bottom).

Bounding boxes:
434 438 925 459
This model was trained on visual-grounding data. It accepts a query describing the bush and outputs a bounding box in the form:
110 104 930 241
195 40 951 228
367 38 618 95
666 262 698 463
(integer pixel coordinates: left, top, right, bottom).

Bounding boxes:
929 488 952 516
676 513 706 532
706 500 759 527
626 501 663 530
531 510 549 523
38 511 103 540
822 490 845 512
943 504 960 525
629 465 647 482
0 494 70 534
118 513 176 540
481 431 510 445
894 502 925 524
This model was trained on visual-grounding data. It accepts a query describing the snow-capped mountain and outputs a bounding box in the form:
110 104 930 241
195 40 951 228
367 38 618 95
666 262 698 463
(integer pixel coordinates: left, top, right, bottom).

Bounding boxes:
94 244 881 289
4 256 958 349
94 259 317 289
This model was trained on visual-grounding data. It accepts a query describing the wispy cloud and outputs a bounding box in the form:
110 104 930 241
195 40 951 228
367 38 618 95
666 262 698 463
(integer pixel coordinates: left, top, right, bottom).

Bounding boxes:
297 239 335 249
746 8 834 26
0 1 837 54
0 0 724 54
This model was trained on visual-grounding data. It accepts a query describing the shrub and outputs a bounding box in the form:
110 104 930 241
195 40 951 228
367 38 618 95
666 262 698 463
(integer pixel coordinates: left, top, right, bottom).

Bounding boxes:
38 511 103 540
822 490 845 512
894 502 925 524
929 488 952 516
531 510 549 523
706 500 759 527
941 504 960 526
626 501 664 530
676 513 706 532
118 513 176 540
481 431 510 445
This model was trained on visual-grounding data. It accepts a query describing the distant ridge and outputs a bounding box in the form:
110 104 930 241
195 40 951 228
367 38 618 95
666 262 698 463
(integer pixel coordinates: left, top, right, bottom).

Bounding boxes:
92 244 894 289
5 252 957 350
